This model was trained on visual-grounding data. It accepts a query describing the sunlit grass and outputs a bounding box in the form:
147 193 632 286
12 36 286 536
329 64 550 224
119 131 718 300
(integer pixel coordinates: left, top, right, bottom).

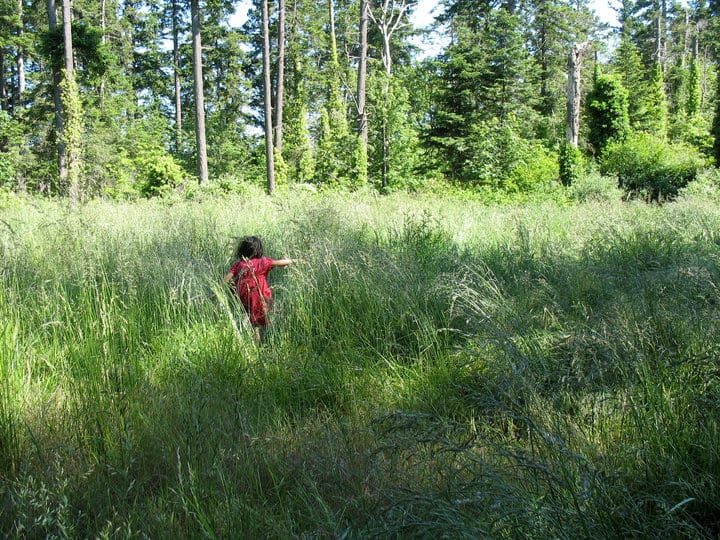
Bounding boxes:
1 190 719 537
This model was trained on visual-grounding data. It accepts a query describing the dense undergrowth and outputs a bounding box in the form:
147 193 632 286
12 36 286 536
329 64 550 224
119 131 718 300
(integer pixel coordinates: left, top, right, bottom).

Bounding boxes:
1 188 719 538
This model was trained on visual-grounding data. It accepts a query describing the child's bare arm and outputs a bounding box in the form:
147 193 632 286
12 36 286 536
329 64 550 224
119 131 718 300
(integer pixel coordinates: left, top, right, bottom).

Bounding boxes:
272 258 303 268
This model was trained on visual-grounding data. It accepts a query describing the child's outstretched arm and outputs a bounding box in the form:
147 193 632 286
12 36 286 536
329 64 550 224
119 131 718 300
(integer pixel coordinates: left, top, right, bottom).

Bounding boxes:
272 258 304 268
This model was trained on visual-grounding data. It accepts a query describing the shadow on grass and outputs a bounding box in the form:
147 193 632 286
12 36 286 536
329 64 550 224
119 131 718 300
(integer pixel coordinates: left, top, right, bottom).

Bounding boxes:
2 200 720 537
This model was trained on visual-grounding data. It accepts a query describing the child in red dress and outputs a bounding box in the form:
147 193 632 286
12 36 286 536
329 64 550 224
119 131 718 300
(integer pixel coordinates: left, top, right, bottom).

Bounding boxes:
224 236 299 342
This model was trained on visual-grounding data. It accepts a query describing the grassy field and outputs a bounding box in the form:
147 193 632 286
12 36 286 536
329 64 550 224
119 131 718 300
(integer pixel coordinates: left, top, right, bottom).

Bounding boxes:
1 188 719 538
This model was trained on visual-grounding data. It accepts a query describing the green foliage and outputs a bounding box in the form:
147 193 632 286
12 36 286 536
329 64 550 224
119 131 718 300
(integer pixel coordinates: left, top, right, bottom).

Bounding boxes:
369 73 422 190
714 73 720 166
38 21 114 79
137 151 187 197
559 140 584 186
613 39 651 130
59 71 84 200
565 171 624 202
0 112 18 188
671 111 715 156
315 110 363 189
0 154 14 188
586 71 631 155
686 58 701 118
454 117 559 195
646 62 669 138
423 5 541 185
600 133 707 199
282 99 316 184
679 167 720 201
273 147 288 186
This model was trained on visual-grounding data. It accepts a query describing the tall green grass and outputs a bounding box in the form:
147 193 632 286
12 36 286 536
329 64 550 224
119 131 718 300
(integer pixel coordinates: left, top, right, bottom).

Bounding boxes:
1 190 719 537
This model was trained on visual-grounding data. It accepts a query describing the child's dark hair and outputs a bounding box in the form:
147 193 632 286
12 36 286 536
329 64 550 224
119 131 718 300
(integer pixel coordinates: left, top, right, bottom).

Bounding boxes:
235 236 263 259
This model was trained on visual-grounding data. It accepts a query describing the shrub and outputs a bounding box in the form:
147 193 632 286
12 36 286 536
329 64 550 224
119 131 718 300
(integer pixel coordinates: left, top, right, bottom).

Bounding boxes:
136 151 187 197
566 171 624 203
462 117 559 196
506 142 559 194
599 133 707 200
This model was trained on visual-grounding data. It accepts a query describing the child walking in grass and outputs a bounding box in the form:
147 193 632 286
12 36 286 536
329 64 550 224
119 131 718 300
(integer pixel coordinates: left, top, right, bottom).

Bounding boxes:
224 236 300 343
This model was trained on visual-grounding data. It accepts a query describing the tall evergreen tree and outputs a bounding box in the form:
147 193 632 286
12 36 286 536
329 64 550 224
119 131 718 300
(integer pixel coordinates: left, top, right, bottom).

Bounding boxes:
425 0 540 185
586 69 631 154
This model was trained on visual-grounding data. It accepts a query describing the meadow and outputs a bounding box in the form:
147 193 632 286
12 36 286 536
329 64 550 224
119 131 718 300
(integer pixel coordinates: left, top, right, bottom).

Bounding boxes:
1 187 719 538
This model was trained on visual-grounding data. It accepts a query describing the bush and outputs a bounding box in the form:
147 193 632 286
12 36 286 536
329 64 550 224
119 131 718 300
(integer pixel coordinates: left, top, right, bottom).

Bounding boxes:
599 133 707 200
136 151 187 197
566 171 624 203
462 117 559 196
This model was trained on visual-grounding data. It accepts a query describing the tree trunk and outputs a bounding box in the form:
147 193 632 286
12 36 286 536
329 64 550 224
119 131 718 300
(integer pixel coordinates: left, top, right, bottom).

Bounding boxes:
0 51 6 111
357 0 369 148
172 0 182 151
274 0 285 153
99 0 106 100
190 0 209 185
262 0 275 194
566 41 591 148
47 0 66 194
62 0 73 76
16 0 25 109
62 0 80 205
328 0 338 67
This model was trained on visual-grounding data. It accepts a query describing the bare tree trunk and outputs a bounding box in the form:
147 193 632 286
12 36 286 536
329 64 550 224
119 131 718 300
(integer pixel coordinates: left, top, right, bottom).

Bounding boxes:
369 0 411 79
357 0 369 148
172 0 182 151
262 0 275 194
274 0 285 153
190 0 209 185
566 41 591 148
99 0 106 100
62 0 72 76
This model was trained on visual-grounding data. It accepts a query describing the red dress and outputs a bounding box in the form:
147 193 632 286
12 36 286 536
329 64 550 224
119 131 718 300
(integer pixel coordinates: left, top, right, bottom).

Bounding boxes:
228 257 275 326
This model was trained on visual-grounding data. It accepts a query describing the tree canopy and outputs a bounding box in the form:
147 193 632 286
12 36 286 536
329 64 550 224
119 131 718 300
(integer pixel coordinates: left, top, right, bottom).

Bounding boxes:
0 0 717 198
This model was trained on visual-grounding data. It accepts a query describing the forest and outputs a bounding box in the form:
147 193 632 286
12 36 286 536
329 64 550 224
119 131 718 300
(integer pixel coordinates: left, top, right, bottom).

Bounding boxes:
0 0 718 199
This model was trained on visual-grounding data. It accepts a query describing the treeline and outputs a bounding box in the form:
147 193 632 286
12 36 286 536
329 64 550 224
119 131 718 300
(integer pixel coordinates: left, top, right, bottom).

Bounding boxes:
0 0 719 201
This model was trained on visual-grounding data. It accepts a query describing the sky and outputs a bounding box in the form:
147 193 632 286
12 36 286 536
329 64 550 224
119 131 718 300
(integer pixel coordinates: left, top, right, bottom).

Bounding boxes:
229 0 620 56
230 0 620 27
